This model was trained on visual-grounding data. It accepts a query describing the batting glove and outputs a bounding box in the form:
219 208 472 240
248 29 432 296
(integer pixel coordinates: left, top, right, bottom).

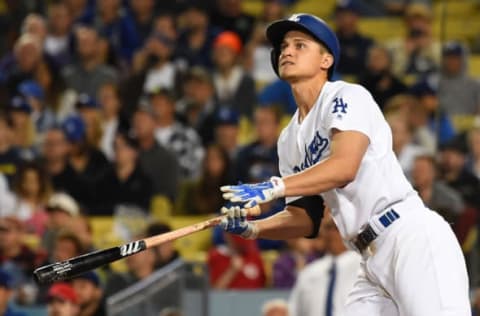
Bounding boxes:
220 176 285 207
220 205 259 239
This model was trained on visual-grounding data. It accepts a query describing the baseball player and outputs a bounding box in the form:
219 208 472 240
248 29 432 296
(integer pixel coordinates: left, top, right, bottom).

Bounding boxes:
220 13 471 316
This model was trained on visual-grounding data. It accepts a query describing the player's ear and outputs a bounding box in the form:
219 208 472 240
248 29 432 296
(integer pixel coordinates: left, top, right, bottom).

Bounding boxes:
320 52 334 70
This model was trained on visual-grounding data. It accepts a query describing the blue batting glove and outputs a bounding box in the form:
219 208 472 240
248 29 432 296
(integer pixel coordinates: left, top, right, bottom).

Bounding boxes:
220 205 258 239
220 176 285 207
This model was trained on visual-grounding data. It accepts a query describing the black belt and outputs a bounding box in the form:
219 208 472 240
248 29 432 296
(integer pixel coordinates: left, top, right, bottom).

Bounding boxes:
353 209 400 252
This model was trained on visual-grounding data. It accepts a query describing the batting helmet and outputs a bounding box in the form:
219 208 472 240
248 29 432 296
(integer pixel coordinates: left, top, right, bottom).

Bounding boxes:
266 13 340 79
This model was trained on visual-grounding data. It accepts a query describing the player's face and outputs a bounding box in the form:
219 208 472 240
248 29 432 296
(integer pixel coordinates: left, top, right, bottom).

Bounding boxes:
278 30 332 81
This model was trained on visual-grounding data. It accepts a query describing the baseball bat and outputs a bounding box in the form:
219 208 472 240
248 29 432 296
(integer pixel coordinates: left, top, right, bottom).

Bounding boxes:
33 205 261 284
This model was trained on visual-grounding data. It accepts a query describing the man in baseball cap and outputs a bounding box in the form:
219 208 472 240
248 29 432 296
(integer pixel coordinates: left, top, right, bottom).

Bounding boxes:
47 282 79 316
71 271 105 316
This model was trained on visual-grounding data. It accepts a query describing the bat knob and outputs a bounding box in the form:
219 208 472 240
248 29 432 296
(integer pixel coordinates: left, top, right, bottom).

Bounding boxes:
33 262 72 285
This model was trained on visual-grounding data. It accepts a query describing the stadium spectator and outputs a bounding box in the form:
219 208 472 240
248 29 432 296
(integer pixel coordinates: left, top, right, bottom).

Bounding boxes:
0 34 44 104
42 192 80 253
21 14 48 49
333 1 374 78
272 238 317 288
235 105 281 183
175 143 233 215
126 0 155 48
132 105 180 201
212 31 256 118
8 97 38 161
258 79 297 116
146 222 180 269
0 268 26 316
150 87 204 180
386 112 427 179
61 115 110 212
71 271 105 316
51 230 85 263
359 45 407 109
44 2 74 70
208 232 266 289
289 211 361 316
62 26 117 97
262 298 289 316
75 94 103 148
97 83 130 161
438 41 480 131
130 14 178 90
176 4 220 69
386 3 440 79
209 0 255 44
17 79 56 137
213 107 241 159
0 216 41 289
467 127 480 179
93 0 140 65
100 131 153 214
176 66 218 145
0 114 21 186
438 135 480 211
10 161 51 236
411 154 465 224
46 282 80 316
104 245 157 298
41 127 80 196
243 0 286 88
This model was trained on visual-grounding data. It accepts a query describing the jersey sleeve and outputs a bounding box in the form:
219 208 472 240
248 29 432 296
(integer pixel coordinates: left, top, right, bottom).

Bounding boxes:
324 84 378 140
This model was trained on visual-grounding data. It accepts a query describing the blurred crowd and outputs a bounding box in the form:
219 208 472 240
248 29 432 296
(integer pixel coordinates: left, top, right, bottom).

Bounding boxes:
0 0 480 315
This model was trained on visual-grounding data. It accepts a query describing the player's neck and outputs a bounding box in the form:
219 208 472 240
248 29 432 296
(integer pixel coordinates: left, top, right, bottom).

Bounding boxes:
291 77 327 122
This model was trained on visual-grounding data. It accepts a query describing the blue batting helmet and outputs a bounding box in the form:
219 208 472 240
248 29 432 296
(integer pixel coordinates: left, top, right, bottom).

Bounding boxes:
266 13 340 79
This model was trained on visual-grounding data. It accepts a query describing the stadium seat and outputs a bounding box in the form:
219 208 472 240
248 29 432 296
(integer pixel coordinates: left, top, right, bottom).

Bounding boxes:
168 215 215 261
261 250 280 288
469 54 480 77
150 194 173 223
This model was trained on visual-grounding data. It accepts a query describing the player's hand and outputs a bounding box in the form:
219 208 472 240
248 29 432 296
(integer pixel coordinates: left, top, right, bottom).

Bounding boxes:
220 205 258 239
220 177 285 207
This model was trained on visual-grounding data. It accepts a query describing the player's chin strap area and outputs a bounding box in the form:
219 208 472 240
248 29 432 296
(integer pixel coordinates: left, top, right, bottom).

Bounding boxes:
351 209 400 253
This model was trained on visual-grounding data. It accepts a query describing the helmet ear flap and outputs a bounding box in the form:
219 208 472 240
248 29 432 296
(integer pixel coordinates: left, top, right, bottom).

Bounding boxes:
270 48 280 77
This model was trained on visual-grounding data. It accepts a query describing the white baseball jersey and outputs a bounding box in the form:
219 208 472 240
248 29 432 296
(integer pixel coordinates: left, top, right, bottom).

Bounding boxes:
278 80 416 239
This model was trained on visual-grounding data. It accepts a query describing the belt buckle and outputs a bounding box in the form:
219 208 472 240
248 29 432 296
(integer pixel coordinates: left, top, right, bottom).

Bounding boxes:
353 224 378 253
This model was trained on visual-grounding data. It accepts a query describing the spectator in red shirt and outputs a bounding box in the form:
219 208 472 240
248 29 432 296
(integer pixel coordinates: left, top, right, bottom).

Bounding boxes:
208 232 265 289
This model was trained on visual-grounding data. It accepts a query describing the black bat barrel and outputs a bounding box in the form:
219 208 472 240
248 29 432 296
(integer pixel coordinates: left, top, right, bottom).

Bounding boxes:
33 240 146 284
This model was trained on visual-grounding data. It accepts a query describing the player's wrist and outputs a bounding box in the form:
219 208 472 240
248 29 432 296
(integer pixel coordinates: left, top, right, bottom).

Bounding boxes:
241 222 259 239
270 176 286 199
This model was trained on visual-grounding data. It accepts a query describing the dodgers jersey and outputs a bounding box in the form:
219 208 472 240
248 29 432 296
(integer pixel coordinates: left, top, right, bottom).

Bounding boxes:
278 81 416 239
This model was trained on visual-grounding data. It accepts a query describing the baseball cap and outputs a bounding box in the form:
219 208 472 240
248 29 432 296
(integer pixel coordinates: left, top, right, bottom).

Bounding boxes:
148 87 176 101
61 115 86 143
9 96 32 114
75 93 98 109
409 77 438 97
185 66 212 85
213 31 243 54
0 269 14 289
405 4 432 21
47 283 78 304
439 134 469 154
215 107 240 126
73 271 100 287
47 192 80 216
442 41 465 56
335 0 360 14
18 80 44 100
